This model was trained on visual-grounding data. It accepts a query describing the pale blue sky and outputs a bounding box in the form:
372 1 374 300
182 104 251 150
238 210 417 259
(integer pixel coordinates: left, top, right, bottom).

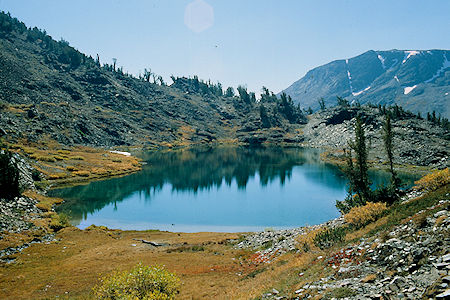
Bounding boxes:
1 0 449 94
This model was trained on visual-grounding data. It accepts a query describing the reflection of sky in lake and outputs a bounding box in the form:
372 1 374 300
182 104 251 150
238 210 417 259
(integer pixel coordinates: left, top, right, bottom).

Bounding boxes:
51 147 418 232
76 166 345 232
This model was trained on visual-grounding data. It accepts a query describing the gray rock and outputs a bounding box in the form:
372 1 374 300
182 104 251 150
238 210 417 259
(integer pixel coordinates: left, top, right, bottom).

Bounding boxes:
436 289 450 299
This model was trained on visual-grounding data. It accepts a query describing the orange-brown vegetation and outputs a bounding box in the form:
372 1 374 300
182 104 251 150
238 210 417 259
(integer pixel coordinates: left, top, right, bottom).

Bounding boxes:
344 202 387 228
414 167 449 192
9 138 141 186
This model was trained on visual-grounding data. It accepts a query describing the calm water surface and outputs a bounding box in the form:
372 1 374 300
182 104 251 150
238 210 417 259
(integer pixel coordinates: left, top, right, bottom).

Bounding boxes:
50 147 417 232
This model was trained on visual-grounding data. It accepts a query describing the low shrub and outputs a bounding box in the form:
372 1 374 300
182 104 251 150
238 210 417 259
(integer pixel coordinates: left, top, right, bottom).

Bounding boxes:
73 170 90 177
344 202 387 228
31 169 42 181
49 213 71 231
371 184 401 205
48 173 69 180
69 155 85 160
313 226 347 249
297 226 347 251
93 263 180 300
57 149 71 155
336 193 366 214
0 101 8 110
30 154 56 162
297 227 325 252
325 287 357 298
414 168 449 192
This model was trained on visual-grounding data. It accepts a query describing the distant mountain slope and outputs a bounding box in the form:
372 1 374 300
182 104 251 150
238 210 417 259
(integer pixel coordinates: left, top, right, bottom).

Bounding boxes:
282 49 450 118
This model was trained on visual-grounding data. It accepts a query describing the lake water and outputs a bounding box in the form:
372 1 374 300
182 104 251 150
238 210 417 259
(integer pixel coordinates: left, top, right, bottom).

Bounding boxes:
50 146 417 232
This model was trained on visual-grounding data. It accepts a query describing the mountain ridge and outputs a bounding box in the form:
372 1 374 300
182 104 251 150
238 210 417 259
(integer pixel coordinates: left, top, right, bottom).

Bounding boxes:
282 49 450 118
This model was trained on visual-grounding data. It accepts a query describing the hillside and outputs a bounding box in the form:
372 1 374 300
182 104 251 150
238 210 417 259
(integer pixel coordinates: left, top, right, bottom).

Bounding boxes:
0 12 304 149
301 105 449 171
282 49 450 118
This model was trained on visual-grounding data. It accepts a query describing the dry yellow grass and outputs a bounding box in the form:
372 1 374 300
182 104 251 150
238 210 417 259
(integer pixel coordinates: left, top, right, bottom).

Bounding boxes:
345 216 388 242
0 229 243 300
344 202 387 228
9 139 141 185
296 226 327 253
23 190 63 212
414 168 449 192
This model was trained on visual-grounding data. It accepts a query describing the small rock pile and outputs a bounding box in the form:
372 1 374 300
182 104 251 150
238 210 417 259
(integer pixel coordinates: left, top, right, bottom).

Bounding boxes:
0 196 41 233
235 218 345 264
0 153 40 233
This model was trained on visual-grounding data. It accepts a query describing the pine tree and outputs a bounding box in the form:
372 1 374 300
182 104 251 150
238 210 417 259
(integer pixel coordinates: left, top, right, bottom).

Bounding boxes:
383 114 400 189
224 87 234 97
318 97 326 110
336 116 372 213
349 116 371 202
259 104 271 128
0 142 21 200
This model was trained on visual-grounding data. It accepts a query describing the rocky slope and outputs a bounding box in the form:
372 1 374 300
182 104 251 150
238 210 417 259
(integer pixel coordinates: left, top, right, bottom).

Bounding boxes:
302 106 449 170
282 49 450 118
236 188 450 299
0 12 302 148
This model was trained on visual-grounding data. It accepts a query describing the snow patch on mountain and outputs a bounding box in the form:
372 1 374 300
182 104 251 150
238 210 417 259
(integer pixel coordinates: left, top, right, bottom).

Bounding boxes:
377 54 386 69
352 86 371 97
425 55 450 83
345 59 354 93
404 85 417 95
402 50 420 64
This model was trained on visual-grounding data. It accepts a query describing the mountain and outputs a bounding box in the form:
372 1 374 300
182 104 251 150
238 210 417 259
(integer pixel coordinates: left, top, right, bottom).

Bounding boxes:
282 49 450 118
0 12 304 148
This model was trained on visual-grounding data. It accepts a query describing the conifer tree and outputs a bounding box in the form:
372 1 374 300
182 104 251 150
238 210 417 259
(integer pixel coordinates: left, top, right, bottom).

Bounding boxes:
336 116 372 213
0 141 20 200
349 116 371 202
383 114 400 189
318 97 326 110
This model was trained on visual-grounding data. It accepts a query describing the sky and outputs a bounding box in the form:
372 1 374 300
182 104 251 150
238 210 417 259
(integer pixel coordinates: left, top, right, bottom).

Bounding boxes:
1 0 449 95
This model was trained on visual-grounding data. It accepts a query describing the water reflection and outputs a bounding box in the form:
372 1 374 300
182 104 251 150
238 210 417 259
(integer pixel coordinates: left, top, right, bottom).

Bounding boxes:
50 146 417 232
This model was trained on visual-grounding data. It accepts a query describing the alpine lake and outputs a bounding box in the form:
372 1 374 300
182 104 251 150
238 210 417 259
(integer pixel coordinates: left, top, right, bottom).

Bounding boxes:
49 146 418 232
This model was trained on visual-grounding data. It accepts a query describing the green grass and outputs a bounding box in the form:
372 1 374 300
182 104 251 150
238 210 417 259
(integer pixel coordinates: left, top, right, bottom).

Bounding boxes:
324 287 357 299
367 185 449 237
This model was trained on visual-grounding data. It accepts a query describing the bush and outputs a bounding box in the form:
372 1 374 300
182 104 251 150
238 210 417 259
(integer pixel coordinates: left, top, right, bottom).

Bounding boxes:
0 100 8 110
344 202 387 228
49 213 71 231
0 146 21 200
414 168 449 192
73 170 90 177
30 154 56 162
297 227 325 252
313 226 347 249
69 155 85 160
372 184 401 205
31 169 42 181
93 263 180 300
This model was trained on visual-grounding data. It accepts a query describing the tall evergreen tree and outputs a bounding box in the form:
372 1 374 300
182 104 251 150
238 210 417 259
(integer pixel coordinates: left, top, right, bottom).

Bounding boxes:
318 97 326 110
336 116 372 213
259 104 271 128
0 142 21 200
383 114 400 189
350 116 371 202
224 87 234 97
